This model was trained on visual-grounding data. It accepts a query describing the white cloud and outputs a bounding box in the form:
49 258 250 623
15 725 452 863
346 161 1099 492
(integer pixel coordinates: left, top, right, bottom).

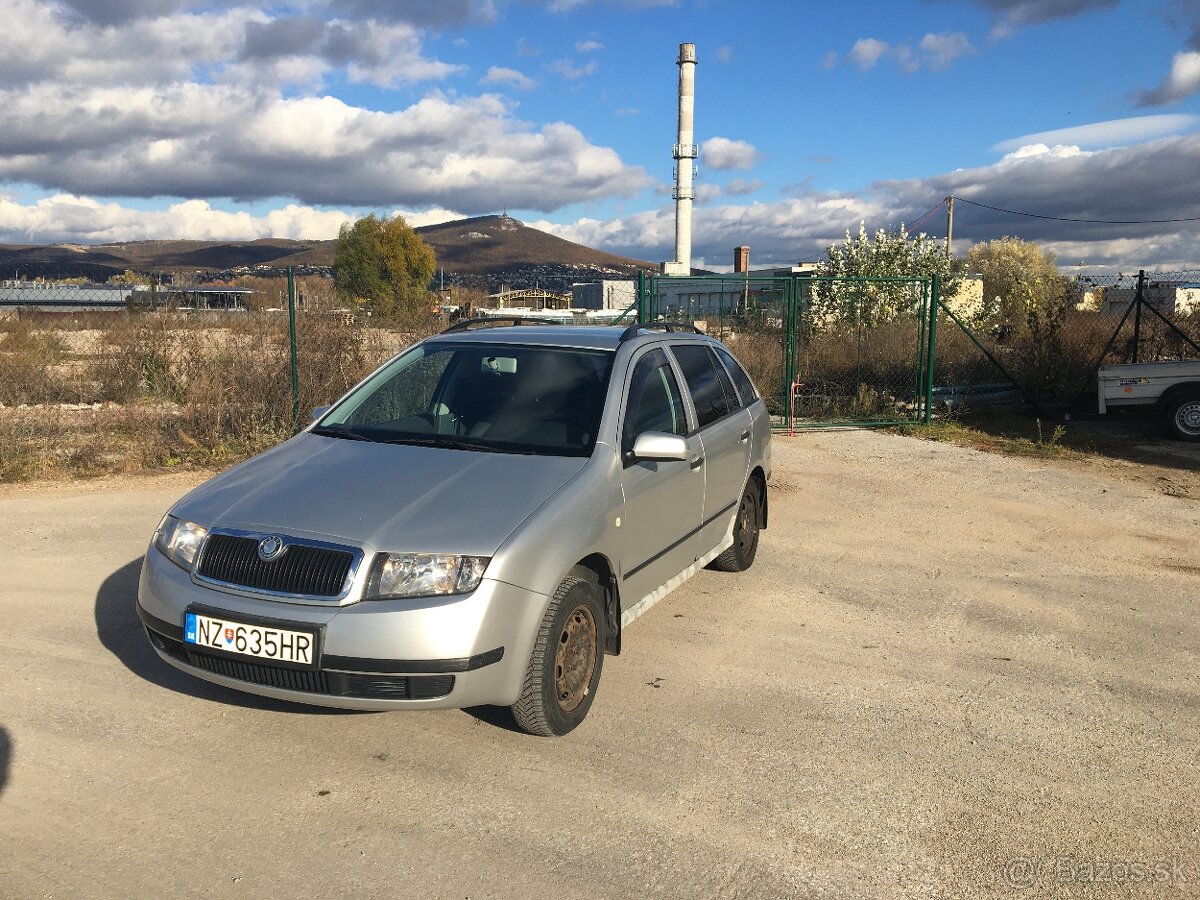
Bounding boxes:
480 66 535 90
715 46 732 63
1138 51 1200 106
998 143 1087 161
701 137 762 171
918 32 974 70
849 38 889 70
819 50 838 70
724 178 763 196
845 32 973 73
0 1 461 91
575 39 604 52
0 194 354 242
994 114 1200 153
547 58 597 79
389 207 468 228
0 84 650 212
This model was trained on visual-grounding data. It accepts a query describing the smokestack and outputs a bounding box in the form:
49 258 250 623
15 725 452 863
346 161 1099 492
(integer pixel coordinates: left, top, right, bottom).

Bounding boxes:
663 43 697 276
734 246 749 274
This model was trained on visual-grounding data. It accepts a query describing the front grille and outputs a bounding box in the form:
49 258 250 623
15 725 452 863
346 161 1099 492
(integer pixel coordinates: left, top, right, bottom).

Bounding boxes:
189 648 331 692
145 627 455 700
197 532 355 598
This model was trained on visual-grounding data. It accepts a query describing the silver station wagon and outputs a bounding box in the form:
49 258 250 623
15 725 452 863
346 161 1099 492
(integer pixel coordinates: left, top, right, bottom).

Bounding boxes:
138 321 771 735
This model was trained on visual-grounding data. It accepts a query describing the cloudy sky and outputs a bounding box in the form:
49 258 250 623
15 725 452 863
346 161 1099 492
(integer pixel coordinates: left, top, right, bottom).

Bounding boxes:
0 0 1198 271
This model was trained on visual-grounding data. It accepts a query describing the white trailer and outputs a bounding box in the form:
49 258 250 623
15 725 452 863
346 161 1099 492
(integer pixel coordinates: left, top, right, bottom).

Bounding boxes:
1098 361 1200 441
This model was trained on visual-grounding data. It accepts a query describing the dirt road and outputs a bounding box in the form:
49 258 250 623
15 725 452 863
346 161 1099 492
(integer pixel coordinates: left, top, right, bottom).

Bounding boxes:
1 432 1197 899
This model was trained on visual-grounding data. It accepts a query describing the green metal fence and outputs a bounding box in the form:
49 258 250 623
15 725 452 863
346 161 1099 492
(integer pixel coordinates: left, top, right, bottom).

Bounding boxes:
639 273 939 430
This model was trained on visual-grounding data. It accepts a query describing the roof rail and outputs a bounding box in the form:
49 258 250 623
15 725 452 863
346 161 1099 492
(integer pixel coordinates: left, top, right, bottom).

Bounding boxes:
617 322 704 343
440 316 563 334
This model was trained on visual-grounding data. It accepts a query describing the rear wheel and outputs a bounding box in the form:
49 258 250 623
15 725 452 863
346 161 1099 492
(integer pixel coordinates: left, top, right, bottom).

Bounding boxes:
1164 393 1200 442
709 479 761 572
511 575 606 737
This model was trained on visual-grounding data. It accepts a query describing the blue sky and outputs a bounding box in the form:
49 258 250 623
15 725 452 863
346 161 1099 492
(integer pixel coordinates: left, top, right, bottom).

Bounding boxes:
0 0 1197 270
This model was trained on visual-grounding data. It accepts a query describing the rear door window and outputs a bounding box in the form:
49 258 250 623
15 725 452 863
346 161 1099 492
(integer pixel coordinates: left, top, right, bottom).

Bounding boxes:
714 346 758 406
671 344 732 428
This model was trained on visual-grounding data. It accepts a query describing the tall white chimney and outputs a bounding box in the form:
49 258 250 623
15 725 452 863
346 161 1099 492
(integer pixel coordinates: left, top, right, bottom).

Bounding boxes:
663 42 697 276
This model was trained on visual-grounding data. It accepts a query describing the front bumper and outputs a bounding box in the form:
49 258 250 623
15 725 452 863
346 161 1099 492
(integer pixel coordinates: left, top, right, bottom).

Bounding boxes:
137 547 549 710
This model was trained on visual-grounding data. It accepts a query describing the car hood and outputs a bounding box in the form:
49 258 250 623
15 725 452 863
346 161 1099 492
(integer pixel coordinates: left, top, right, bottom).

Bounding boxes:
171 432 588 556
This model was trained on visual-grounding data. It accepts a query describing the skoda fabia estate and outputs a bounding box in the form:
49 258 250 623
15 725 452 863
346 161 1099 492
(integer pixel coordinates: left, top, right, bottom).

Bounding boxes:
138 320 771 735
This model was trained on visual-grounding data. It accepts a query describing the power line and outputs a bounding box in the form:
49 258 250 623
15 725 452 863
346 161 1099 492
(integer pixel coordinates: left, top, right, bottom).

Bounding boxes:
953 196 1200 225
905 200 946 233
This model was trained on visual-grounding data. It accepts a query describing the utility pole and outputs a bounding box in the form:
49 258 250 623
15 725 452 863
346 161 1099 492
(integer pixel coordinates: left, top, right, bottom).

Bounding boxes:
945 195 955 259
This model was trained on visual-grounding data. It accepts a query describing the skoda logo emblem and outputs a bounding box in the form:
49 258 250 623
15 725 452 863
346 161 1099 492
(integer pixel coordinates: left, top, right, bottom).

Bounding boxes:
257 535 285 561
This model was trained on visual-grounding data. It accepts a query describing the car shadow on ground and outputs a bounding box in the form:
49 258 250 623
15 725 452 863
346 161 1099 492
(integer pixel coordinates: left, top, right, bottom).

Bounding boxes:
462 705 524 733
0 726 10 798
95 557 366 716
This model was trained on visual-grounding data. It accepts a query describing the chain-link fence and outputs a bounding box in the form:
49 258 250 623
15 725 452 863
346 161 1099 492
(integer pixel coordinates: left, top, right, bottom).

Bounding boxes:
934 270 1200 415
644 274 935 428
5 266 1196 480
0 278 431 480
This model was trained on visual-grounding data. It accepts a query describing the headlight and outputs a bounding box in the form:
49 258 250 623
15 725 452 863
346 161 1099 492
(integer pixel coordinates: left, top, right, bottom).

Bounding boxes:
364 553 489 600
154 515 208 571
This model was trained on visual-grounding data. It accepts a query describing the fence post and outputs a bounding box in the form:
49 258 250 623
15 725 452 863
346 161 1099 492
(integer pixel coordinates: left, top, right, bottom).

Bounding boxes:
785 276 797 432
637 270 647 323
1131 270 1145 364
287 266 300 429
914 280 927 420
924 274 939 424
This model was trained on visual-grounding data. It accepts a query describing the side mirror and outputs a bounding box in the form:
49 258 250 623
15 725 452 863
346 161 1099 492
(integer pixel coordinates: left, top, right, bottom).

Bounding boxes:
631 431 689 462
310 406 330 423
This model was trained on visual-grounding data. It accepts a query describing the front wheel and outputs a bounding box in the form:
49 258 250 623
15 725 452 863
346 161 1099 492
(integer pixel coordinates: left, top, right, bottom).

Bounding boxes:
1164 394 1200 442
708 479 761 572
511 575 606 737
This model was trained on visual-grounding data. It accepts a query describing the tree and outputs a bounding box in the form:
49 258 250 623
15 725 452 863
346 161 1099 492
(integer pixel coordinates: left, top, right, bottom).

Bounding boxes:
817 222 957 328
333 214 437 319
964 237 1066 326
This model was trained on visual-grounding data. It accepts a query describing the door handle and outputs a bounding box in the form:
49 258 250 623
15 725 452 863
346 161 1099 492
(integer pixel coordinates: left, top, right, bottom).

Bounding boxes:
689 456 704 470
739 430 751 443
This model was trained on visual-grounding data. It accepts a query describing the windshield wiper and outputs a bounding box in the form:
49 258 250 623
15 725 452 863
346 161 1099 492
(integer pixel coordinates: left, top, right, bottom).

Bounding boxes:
378 435 538 455
310 425 376 442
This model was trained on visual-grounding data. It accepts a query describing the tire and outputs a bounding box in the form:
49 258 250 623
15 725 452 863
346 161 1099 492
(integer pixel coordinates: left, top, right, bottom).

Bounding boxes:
511 575 606 737
1165 394 1200 442
708 478 761 573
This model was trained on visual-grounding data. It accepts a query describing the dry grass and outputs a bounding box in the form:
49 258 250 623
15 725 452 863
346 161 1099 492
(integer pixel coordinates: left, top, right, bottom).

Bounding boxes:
0 310 429 482
3 301 1195 482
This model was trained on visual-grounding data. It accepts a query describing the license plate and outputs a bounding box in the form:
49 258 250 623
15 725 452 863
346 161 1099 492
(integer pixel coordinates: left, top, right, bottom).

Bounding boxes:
184 612 316 666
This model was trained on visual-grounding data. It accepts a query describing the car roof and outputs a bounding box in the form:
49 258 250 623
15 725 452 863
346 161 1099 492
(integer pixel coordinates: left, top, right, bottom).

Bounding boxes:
430 324 718 352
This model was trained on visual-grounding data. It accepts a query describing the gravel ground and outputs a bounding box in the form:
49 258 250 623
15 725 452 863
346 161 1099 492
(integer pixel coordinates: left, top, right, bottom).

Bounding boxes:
0 430 1197 899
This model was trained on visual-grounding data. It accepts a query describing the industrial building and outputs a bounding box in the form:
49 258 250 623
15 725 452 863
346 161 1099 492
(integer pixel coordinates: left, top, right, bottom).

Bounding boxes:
0 282 254 313
570 280 637 311
1100 282 1200 317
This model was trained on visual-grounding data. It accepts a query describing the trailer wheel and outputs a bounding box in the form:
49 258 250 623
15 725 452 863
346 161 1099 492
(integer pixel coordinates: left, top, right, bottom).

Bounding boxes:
1165 393 1200 442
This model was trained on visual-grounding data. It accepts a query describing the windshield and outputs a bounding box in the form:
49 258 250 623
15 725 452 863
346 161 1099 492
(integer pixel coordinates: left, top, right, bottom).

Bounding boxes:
314 341 614 457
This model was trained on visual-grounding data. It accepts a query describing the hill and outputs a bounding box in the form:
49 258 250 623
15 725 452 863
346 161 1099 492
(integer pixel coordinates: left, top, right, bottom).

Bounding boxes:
0 215 655 290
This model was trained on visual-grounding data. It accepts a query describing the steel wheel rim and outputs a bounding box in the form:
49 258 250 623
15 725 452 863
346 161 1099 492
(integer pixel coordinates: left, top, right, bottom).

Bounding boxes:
735 490 758 553
554 604 597 713
1178 401 1200 436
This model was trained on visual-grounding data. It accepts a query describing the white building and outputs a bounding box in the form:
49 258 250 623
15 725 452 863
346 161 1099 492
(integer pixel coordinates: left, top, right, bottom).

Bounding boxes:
1101 283 1200 317
570 280 638 311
